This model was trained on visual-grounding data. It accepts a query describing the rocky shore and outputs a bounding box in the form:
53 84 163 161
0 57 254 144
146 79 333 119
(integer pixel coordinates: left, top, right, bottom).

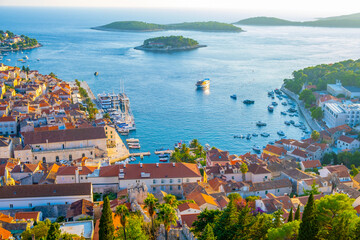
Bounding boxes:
0 43 42 53
134 44 207 52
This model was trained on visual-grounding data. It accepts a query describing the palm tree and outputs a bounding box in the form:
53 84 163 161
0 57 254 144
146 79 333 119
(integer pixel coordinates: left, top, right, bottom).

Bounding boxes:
157 204 178 240
191 139 199 148
144 194 159 238
163 194 178 208
240 163 248 182
115 204 129 240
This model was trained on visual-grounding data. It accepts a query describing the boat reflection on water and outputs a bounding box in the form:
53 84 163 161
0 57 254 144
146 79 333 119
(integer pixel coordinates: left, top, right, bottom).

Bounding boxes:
196 88 210 95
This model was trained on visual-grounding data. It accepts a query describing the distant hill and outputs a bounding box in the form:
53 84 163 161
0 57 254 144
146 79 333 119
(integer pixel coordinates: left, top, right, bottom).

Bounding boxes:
92 21 243 32
234 12 360 28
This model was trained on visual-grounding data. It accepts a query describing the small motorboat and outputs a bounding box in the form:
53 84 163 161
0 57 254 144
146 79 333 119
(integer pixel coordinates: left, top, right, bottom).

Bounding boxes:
294 123 301 127
94 72 99 76
282 102 288 106
268 105 274 112
268 141 275 145
284 121 290 125
277 130 285 136
288 107 297 113
230 94 237 100
281 111 287 115
130 157 136 162
272 102 278 106
261 132 270 137
246 134 251 140
243 99 255 104
274 89 281 94
234 135 241 138
290 120 295 125
252 133 258 137
253 145 261 152
159 158 168 162
256 121 267 127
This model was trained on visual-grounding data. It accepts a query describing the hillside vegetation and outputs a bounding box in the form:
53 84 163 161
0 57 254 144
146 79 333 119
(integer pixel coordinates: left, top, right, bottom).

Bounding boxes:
235 12 360 28
283 59 360 94
94 21 243 32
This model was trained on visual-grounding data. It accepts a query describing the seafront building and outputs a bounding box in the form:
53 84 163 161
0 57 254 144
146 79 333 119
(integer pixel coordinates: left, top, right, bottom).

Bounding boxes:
323 102 360 128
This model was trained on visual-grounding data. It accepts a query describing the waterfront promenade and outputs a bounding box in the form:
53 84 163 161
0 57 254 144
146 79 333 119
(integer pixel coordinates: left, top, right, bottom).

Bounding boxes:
80 81 103 115
281 86 323 132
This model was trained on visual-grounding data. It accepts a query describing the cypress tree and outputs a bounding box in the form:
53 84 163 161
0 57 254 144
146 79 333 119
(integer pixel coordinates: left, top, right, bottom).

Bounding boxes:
47 222 61 240
298 193 318 240
200 224 216 240
288 207 293 222
294 205 300 221
99 196 115 240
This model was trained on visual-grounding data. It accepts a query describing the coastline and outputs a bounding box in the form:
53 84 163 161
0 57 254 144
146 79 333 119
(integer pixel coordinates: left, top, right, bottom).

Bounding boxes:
92 26 243 33
134 44 207 52
281 85 323 132
0 43 42 53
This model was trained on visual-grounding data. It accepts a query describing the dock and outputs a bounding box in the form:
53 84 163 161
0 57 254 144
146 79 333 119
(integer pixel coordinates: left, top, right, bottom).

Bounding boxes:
154 150 174 155
129 152 151 157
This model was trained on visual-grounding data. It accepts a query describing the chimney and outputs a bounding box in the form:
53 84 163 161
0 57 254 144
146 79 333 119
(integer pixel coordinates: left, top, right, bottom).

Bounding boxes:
156 163 159 167
75 168 79 183
140 163 143 168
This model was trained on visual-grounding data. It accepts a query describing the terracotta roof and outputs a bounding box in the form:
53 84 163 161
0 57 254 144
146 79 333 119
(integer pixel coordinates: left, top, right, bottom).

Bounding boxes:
22 127 106 144
295 194 325 206
291 148 310 158
282 168 313 181
57 166 96 176
302 160 321 169
0 116 15 122
247 163 271 174
338 135 356 144
207 148 230 162
327 124 352 135
180 213 200 227
208 178 226 192
0 183 92 199
14 211 41 221
252 179 292 192
66 199 94 218
178 202 200 212
11 164 39 173
99 163 201 179
264 145 287 156
0 227 12 240
187 192 219 208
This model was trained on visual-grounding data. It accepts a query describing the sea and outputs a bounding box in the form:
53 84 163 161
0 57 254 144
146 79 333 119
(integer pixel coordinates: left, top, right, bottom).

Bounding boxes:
2 7 360 163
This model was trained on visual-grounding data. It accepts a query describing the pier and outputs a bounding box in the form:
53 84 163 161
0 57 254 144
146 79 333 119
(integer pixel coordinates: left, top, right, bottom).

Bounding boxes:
154 150 174 155
129 152 151 157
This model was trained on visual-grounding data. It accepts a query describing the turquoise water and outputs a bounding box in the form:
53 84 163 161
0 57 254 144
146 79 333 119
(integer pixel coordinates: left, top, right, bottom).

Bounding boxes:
2 7 360 162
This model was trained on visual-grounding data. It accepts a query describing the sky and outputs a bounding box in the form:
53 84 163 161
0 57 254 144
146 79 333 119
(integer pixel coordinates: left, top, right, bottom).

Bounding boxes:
1 0 360 19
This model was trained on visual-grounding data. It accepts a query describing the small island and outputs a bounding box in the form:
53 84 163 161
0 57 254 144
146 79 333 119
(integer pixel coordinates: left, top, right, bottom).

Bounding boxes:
134 36 206 52
92 21 243 32
0 30 41 52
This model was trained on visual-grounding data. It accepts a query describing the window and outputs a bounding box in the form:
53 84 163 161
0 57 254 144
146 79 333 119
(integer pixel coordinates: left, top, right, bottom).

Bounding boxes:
278 189 280 192
153 180 156 184
265 190 268 194
10 204 13 209
170 179 173 183
34 156 37 160
161 179 164 183
90 151 93 155
186 178 189 183
65 202 68 205
29 203 32 208
178 179 181 183
153 187 156 192
178 185 181 190
47 203 51 206
81 177 83 180
232 176 235 180
170 186 173 191
42 157 46 163
56 156 59 162
69 154 72 161
82 153 85 157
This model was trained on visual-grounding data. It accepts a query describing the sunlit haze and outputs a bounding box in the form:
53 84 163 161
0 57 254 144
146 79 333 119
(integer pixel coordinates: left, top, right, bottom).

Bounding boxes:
3 0 360 20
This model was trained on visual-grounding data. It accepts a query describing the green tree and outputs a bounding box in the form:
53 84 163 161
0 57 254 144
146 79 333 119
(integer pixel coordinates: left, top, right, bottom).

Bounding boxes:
103 113 110 119
99 196 115 240
115 205 129 240
273 209 284 228
144 193 159 238
267 220 300 240
115 215 148 240
299 89 316 106
288 207 293 222
199 224 216 240
47 222 61 240
311 130 320 141
21 219 51 240
214 200 238 240
311 107 323 120
303 180 320 196
163 194 178 208
157 204 178 240
351 164 359 177
240 163 248 182
192 209 221 237
294 205 301 221
298 193 318 240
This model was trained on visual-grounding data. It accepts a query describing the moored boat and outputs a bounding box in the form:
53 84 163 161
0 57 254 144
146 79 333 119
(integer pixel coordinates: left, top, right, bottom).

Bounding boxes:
246 134 251 140
94 72 99 76
272 102 278 106
284 121 290 125
243 99 255 104
196 78 210 89
252 145 261 152
261 132 270 137
268 105 274 112
252 133 258 137
281 111 287 115
277 130 285 136
256 121 267 127
230 94 237 100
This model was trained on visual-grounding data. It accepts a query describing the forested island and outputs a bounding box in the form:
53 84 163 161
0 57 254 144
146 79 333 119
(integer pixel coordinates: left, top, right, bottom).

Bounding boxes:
235 12 360 28
283 59 360 94
92 21 243 32
134 36 206 52
0 30 40 52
